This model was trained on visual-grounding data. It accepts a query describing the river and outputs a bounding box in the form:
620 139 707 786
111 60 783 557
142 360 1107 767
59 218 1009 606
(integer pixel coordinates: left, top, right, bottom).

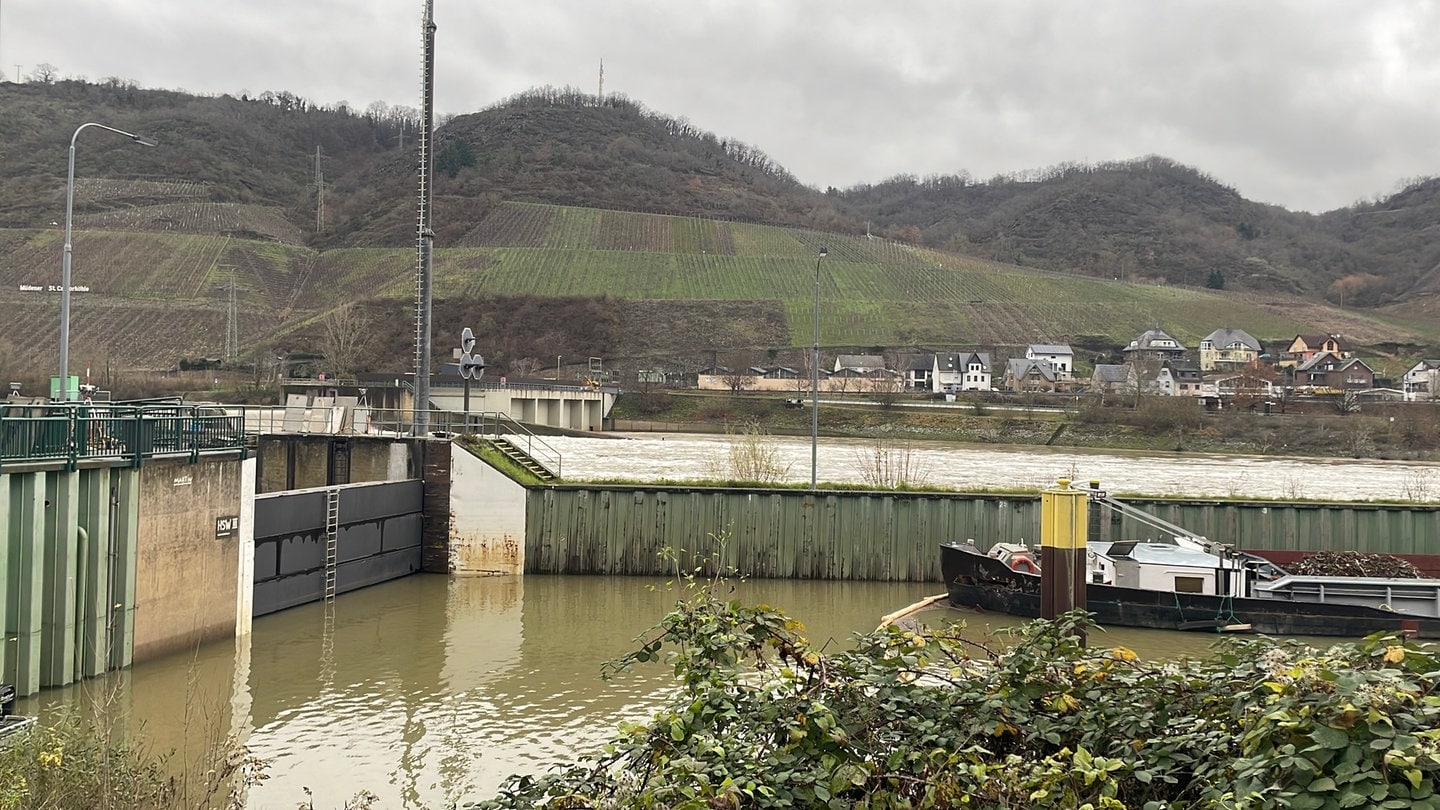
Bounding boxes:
16 437 1434 807
547 432 1440 502
13 574 1335 810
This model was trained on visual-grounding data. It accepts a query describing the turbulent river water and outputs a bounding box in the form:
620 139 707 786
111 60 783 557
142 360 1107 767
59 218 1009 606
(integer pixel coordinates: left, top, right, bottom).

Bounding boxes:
547 432 1440 501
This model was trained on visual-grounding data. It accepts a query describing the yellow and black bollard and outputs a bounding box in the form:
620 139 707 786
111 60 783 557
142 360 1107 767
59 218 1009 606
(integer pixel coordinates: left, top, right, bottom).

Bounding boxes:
1040 478 1089 642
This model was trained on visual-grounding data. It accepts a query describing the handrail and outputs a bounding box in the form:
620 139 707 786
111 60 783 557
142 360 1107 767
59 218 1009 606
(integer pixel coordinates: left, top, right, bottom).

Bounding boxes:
0 402 247 470
219 405 562 477
468 411 562 479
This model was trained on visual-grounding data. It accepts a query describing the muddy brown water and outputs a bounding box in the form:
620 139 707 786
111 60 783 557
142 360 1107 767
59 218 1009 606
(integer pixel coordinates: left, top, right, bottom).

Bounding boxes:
20 574 1343 809
18 438 1430 807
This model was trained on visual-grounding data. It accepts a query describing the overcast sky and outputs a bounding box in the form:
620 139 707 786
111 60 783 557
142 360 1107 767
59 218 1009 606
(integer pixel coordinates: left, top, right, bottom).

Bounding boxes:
5 1 1439 213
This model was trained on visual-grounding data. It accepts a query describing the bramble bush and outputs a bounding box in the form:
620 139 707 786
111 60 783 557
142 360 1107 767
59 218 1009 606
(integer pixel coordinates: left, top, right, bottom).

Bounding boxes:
476 580 1440 809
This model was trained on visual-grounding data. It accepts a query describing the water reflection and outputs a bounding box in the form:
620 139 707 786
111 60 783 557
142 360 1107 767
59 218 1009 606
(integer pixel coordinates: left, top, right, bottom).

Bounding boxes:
17 574 1348 809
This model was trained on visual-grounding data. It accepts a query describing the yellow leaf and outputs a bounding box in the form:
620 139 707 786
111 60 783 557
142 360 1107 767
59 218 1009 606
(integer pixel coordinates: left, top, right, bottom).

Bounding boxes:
1383 646 1406 664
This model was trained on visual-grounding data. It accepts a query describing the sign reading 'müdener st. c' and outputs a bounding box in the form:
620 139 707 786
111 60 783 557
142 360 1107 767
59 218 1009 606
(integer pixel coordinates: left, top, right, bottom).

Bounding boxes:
19 284 91 292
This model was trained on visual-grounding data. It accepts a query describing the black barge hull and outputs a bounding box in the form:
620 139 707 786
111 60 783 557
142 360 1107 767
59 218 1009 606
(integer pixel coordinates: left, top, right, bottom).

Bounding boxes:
941 542 1440 639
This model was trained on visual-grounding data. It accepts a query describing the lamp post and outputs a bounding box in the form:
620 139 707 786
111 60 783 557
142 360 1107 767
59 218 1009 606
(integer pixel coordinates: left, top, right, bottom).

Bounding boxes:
59 122 157 400
810 247 828 490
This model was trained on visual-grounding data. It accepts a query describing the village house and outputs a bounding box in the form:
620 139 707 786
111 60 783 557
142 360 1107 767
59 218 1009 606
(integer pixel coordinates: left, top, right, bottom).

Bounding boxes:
1280 334 1353 369
1148 360 1205 396
1003 357 1060 392
1198 328 1261 372
1208 370 1276 403
1403 359 1440 400
897 353 934 391
833 354 885 374
1025 344 1074 380
1090 363 1136 395
1295 353 1374 390
1123 328 1187 362
934 351 992 393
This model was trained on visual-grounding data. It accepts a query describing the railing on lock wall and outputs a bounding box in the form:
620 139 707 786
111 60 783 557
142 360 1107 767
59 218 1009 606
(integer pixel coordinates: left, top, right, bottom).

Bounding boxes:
0 401 247 470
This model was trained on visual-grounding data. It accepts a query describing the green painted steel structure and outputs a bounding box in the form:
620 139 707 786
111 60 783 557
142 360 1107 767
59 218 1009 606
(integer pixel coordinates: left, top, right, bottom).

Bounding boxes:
2 466 139 697
0 402 246 472
526 486 1440 580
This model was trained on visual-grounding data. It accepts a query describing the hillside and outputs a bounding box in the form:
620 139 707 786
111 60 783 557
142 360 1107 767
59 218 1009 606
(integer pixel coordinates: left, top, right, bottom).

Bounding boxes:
835 160 1440 306
2 80 1439 386
3 201 1432 384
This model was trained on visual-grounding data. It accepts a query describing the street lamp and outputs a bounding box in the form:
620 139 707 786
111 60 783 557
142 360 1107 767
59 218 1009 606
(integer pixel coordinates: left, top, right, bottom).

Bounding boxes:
811 246 828 491
58 122 157 400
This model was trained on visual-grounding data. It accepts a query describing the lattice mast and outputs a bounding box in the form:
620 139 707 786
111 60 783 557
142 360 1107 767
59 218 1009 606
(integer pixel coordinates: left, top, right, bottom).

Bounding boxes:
413 0 437 434
313 145 325 233
225 266 238 363
598 58 604 102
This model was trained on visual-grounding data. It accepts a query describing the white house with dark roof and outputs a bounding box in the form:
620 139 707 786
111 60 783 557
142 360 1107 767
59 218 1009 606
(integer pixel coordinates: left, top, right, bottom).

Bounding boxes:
1025 344 1074 380
1124 328 1187 361
1404 359 1440 400
934 351 992 393
1198 328 1261 372
1149 360 1205 397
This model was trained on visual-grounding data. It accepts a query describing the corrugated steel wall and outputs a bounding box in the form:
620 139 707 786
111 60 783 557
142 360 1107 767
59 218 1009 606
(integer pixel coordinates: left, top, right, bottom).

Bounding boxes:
527 487 1440 581
1120 498 1440 557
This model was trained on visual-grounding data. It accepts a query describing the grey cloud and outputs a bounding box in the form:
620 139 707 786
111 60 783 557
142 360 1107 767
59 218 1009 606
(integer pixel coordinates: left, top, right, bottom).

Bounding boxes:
6 0 1440 211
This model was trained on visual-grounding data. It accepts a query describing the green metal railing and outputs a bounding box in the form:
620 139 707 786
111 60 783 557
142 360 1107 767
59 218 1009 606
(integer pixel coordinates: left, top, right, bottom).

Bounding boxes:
0 402 247 470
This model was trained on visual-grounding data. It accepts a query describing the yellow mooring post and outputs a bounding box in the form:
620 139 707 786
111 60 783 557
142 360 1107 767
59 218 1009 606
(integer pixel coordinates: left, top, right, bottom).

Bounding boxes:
1040 478 1089 639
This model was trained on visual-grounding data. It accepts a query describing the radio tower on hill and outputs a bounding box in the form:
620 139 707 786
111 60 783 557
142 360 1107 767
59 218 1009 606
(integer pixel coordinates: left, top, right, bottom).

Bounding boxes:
598 58 604 103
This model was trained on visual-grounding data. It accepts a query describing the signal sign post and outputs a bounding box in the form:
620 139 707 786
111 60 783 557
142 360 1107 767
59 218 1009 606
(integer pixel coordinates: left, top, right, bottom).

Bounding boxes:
457 327 485 424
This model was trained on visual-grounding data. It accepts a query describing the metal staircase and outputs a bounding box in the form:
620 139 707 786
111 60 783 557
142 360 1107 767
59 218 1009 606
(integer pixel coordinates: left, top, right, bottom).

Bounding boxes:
491 437 559 482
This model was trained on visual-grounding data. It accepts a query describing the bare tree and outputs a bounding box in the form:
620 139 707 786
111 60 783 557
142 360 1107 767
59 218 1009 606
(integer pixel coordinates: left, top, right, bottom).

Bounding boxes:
854 438 930 488
867 372 904 409
721 351 755 393
1332 387 1361 415
1232 359 1277 412
509 357 541 379
792 351 816 396
319 303 373 379
30 63 59 84
703 420 791 484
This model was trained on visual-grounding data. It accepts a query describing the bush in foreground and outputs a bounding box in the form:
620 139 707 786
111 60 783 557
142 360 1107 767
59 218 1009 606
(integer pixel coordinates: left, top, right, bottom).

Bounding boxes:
477 584 1440 809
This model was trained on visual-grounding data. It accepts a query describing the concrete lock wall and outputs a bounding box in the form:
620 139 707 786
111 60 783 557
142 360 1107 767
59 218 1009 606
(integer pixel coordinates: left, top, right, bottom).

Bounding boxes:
450 442 527 575
132 456 247 663
256 435 420 494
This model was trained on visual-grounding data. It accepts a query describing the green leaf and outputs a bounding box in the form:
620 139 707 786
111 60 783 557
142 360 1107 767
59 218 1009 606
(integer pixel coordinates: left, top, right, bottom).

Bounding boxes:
1312 725 1351 750
1309 777 1337 792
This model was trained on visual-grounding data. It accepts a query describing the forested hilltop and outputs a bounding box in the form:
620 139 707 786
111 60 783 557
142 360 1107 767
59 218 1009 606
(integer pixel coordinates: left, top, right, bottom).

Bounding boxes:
4 78 1439 304
0 78 1436 382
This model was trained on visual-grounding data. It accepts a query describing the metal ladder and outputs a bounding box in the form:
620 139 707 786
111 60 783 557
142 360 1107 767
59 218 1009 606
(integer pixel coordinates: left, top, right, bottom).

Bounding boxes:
323 487 339 601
